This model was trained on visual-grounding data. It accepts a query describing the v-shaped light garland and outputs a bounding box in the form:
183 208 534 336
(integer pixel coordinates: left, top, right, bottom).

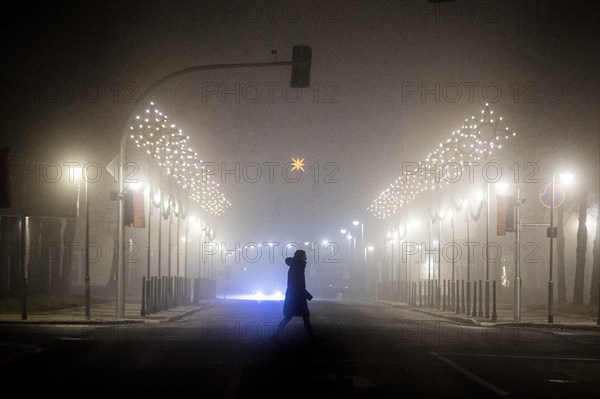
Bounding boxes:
128 102 231 216
369 103 516 220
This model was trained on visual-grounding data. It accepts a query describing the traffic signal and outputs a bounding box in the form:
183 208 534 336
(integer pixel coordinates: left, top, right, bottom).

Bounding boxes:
290 45 312 88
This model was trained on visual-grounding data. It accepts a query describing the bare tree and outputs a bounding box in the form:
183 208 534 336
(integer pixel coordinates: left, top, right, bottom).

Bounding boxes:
573 188 588 304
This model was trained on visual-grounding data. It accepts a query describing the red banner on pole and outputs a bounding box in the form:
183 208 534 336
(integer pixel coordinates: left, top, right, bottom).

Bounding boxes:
497 195 507 236
124 190 145 228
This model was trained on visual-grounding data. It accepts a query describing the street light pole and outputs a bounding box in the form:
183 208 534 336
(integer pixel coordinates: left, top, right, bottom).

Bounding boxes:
146 184 153 280
485 182 490 318
514 186 522 322
168 196 172 277
548 173 556 323
176 202 181 277
157 193 163 277
84 178 90 320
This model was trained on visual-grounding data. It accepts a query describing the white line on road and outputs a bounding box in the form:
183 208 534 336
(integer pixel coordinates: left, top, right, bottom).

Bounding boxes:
430 352 510 397
437 352 600 362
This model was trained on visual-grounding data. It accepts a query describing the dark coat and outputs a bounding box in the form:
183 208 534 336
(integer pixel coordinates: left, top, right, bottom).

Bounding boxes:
282 257 312 318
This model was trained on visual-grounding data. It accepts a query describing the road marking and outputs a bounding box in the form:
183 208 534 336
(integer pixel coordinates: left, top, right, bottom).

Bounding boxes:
430 352 510 397
437 352 600 362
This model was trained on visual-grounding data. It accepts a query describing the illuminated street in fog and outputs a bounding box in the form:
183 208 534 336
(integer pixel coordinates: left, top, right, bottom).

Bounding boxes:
1 1 599 397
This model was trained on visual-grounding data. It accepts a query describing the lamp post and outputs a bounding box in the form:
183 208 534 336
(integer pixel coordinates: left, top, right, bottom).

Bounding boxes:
83 173 90 320
174 201 181 277
185 217 194 279
364 245 374 300
485 183 490 318
73 167 91 320
548 172 575 323
353 220 365 300
158 192 170 277
515 186 522 322
346 232 353 298
438 208 446 309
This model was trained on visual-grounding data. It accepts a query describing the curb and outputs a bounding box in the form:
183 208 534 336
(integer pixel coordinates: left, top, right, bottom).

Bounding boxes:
376 301 600 331
491 322 600 331
409 307 482 326
0 319 146 326
0 301 219 326
164 301 217 323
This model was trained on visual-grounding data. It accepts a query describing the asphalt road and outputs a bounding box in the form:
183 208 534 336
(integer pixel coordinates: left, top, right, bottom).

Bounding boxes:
1 300 599 398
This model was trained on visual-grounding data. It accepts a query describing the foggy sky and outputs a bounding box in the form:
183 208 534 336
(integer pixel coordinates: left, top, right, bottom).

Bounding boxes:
2 0 599 247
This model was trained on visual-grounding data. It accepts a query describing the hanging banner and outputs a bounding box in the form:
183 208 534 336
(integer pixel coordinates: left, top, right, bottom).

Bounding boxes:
497 195 507 236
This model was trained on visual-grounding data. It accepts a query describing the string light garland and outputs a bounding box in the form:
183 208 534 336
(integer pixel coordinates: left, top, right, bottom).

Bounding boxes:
369 103 516 219
128 102 231 216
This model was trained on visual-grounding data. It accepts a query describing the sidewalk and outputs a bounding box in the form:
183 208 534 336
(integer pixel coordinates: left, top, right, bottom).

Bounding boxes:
0 300 217 325
378 300 600 331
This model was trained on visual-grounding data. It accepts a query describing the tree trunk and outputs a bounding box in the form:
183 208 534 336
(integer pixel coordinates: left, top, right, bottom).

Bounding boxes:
556 204 566 303
589 209 599 305
573 188 588 304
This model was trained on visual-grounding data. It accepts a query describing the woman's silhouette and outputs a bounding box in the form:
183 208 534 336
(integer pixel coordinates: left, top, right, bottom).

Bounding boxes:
272 249 316 343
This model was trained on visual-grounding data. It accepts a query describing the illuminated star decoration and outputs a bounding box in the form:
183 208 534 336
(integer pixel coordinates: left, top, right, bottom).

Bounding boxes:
291 157 305 172
128 102 231 216
368 103 517 220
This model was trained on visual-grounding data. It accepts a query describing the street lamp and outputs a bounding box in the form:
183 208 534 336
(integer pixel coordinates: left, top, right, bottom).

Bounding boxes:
353 220 365 300
365 245 375 300
74 167 90 320
548 172 575 323
437 208 447 309
174 200 182 277
167 195 175 277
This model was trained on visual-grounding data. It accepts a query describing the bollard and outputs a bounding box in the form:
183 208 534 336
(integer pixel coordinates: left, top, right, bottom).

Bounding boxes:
451 281 455 311
443 280 447 311
151 277 156 313
146 278 151 314
157 277 162 312
193 278 197 304
456 280 460 314
478 279 483 317
141 277 146 317
461 280 466 314
466 281 471 315
472 281 477 317
492 280 497 321
485 280 490 319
